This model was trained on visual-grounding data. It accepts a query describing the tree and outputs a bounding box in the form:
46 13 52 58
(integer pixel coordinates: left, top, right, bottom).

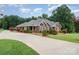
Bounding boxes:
0 18 3 28
2 15 9 29
74 17 79 32
75 20 79 32
31 16 37 20
38 16 42 19
25 17 32 22
0 15 25 29
42 14 48 19
49 5 75 33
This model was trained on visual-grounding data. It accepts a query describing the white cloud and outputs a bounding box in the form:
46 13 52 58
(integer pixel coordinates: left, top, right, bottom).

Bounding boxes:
8 4 24 7
0 10 4 12
67 5 79 13
19 8 31 14
0 5 5 8
67 5 71 9
19 7 43 15
48 4 52 7
30 8 43 17
71 9 79 13
33 8 43 12
8 4 18 7
48 4 62 12
0 9 5 14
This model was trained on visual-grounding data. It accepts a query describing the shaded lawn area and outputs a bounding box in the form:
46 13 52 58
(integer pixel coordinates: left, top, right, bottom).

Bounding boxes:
0 39 39 55
48 33 79 43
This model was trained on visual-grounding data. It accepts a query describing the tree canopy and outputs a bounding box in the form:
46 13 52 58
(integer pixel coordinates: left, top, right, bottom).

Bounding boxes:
0 15 26 29
42 14 48 19
49 5 75 33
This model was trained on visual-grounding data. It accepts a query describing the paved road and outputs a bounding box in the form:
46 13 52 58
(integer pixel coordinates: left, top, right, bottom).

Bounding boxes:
0 30 79 55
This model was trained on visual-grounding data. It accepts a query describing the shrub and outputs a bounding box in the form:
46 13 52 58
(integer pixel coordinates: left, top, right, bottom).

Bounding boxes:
62 29 67 34
48 29 53 34
24 29 32 33
42 30 48 36
49 29 58 35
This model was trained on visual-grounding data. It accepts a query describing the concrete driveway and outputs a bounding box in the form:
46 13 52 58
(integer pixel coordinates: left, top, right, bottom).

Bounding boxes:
0 30 79 55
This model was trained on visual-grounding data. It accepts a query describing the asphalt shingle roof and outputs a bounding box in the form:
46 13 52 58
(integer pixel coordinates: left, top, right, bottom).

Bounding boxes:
16 18 61 28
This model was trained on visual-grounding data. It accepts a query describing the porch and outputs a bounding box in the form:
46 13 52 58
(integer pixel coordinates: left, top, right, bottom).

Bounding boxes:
16 26 39 32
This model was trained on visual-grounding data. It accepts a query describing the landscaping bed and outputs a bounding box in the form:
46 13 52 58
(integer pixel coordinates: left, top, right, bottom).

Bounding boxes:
0 39 39 55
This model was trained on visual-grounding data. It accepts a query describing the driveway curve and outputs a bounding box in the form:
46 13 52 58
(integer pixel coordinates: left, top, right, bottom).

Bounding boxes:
0 30 79 55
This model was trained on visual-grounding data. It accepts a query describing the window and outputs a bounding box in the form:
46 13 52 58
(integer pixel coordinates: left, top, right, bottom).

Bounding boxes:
40 23 43 26
52 27 55 29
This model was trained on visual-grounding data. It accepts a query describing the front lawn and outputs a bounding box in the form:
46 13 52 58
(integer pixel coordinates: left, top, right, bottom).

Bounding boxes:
48 33 79 43
0 39 39 55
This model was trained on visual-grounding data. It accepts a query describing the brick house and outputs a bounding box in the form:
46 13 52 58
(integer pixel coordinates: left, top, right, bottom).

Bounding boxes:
16 19 62 32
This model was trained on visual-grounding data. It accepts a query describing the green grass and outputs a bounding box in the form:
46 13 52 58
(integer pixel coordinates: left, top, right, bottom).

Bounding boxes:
0 39 39 55
48 33 79 43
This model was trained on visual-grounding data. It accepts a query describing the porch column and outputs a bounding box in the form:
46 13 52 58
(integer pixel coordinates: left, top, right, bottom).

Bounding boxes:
27 26 29 30
32 26 35 32
24 26 27 30
37 26 39 32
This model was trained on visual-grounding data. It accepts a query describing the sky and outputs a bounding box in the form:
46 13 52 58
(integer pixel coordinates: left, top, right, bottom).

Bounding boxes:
0 4 79 18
